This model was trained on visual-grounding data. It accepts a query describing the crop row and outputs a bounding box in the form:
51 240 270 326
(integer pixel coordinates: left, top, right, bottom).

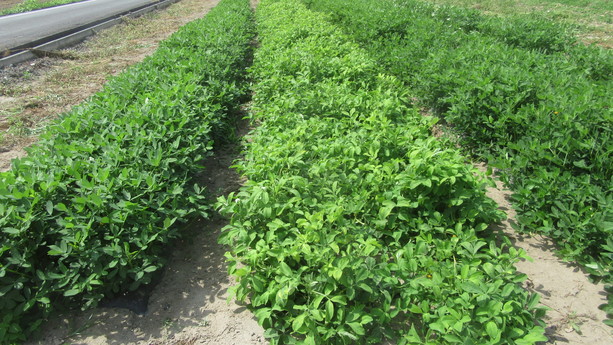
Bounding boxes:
218 0 546 344
0 0 253 342
304 0 612 324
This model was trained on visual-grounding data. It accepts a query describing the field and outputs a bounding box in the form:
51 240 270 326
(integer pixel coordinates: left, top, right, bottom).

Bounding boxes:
429 0 612 47
0 0 85 16
0 0 611 344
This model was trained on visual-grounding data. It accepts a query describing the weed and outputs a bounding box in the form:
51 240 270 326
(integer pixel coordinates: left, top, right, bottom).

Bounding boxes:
163 318 176 329
565 312 583 335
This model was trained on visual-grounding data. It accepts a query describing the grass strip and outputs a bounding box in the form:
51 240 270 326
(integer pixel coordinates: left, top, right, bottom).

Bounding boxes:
0 0 253 343
0 0 85 16
218 0 546 344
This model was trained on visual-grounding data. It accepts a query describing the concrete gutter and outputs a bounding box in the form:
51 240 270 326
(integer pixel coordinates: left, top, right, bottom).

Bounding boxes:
0 0 181 68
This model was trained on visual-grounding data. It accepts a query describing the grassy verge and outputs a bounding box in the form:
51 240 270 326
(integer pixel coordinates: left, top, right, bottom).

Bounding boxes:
0 0 85 16
0 0 253 343
427 0 612 47
219 0 546 344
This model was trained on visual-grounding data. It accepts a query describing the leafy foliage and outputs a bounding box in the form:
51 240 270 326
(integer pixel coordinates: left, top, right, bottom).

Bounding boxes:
218 0 546 344
304 0 612 324
0 0 253 343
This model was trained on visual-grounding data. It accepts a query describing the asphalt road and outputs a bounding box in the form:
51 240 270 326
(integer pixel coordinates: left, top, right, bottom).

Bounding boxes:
0 0 159 51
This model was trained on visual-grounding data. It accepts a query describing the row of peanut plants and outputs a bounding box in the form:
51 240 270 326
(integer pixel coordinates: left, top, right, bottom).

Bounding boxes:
304 0 613 324
0 0 253 343
218 0 546 344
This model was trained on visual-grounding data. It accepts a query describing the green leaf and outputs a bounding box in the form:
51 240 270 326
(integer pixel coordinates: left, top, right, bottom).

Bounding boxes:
37 297 51 304
461 281 484 294
526 293 541 310
2 228 20 235
292 313 307 333
330 242 340 254
47 245 64 256
234 267 249 277
443 334 463 343
361 315 373 324
304 335 316 345
311 294 324 309
63 289 80 297
347 322 365 336
55 203 68 212
378 200 395 220
338 331 358 341
482 262 495 277
326 300 334 320
143 266 157 273
429 321 446 333
279 261 293 276
515 327 548 345
486 321 500 342
330 295 347 305
45 201 53 215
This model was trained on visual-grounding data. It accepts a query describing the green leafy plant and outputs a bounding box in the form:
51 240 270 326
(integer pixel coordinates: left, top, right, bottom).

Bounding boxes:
0 0 254 343
304 0 612 326
218 1 546 344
